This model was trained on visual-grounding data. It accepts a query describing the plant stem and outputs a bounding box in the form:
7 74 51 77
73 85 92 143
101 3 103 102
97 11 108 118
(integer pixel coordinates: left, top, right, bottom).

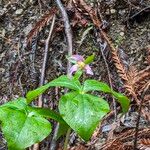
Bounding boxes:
63 128 71 150
50 0 73 149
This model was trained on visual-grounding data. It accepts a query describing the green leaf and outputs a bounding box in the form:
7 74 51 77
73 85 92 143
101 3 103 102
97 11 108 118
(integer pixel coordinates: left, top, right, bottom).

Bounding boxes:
49 75 81 90
59 92 110 141
29 107 69 140
112 91 130 113
83 80 130 113
55 122 69 140
28 107 66 124
73 70 83 80
0 98 51 150
26 84 50 104
84 54 95 64
26 75 82 103
0 97 27 111
83 80 112 93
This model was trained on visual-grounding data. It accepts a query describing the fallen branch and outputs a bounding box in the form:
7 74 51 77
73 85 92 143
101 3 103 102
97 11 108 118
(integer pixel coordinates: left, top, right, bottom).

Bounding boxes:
49 0 73 149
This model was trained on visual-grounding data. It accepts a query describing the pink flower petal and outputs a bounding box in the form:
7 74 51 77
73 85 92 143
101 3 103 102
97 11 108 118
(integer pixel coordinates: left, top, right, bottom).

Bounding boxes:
85 65 93 75
71 55 84 62
69 64 78 75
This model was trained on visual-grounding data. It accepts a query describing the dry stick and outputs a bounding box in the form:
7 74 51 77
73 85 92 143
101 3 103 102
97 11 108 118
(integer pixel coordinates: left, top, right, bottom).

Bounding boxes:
49 0 73 150
32 14 56 150
133 83 150 150
95 30 117 121
39 14 56 106
55 0 73 74
38 0 42 14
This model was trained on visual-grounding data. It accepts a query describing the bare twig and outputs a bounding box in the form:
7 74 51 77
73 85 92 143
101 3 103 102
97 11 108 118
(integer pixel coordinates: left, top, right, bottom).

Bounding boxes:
129 6 150 20
49 123 59 150
55 0 73 74
95 29 117 121
38 14 56 106
133 82 150 150
32 14 56 150
38 0 42 14
49 0 73 149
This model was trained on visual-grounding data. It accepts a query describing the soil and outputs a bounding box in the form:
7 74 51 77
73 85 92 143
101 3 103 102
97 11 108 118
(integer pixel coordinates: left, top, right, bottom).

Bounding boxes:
0 0 150 149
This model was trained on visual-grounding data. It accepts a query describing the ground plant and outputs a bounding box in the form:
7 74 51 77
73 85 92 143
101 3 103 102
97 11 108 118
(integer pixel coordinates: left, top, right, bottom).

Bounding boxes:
0 55 130 150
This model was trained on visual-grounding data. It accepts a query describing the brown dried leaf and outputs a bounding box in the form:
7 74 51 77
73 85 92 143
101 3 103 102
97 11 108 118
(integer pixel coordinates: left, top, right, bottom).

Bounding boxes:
69 144 88 150
26 7 57 44
102 128 150 150
138 138 150 150
103 140 125 150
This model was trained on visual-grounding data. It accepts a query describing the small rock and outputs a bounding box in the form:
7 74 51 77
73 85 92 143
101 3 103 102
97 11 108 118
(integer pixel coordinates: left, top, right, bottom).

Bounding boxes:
0 28 6 37
110 9 116 14
0 68 5 73
8 22 15 31
105 9 110 15
15 9 23 15
119 10 126 16
120 32 125 36
29 0 33 3
23 24 32 35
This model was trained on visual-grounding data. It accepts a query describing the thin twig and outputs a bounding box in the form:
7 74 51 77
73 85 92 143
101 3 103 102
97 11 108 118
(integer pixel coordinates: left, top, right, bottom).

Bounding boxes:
49 123 60 150
95 30 117 121
38 15 56 107
133 83 150 150
32 14 56 150
49 0 73 149
38 0 42 14
55 0 73 75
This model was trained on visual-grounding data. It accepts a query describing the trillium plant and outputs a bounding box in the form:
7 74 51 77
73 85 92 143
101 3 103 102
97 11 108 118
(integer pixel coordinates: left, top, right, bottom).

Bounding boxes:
0 54 130 150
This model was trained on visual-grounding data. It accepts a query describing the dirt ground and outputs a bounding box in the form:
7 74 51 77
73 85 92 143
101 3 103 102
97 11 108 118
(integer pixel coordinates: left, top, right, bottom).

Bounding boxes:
0 0 150 149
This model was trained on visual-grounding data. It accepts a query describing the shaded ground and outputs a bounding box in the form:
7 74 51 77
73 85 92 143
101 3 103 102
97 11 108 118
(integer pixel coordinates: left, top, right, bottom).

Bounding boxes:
0 0 150 149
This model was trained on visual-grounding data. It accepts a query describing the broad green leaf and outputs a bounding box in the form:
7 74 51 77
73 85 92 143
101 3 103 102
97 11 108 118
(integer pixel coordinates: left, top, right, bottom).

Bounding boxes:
84 54 95 64
28 107 69 140
112 91 130 113
83 80 112 93
0 98 51 150
59 92 110 141
26 75 82 103
83 80 130 113
49 75 81 90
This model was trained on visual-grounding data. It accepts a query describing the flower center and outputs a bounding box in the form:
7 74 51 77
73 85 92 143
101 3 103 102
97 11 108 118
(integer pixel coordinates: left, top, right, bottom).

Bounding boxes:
77 61 85 69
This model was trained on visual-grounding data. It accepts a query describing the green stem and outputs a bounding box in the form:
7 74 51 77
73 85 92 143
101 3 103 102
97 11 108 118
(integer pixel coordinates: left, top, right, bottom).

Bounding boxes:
63 128 71 150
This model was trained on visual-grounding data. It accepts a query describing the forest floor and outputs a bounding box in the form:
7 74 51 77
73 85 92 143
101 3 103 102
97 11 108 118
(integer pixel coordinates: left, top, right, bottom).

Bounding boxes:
0 0 150 150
